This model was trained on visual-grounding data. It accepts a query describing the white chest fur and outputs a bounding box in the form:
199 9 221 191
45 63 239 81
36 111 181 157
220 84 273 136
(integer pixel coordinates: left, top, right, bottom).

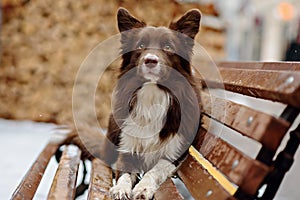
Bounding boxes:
119 83 183 169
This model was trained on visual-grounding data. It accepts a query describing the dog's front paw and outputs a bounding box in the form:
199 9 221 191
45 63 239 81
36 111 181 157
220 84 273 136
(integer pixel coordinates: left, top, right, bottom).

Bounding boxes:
110 184 132 200
132 181 157 200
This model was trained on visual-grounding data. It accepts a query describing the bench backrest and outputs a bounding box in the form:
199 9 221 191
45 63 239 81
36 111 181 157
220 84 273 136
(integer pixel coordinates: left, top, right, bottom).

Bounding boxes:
177 62 300 199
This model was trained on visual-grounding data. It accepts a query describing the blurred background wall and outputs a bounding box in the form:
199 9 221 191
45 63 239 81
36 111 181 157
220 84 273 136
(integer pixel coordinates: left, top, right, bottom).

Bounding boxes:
1 0 225 127
217 0 300 61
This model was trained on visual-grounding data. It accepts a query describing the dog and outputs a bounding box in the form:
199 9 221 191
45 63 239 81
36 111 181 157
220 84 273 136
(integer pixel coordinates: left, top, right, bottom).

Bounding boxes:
104 7 202 200
60 7 202 200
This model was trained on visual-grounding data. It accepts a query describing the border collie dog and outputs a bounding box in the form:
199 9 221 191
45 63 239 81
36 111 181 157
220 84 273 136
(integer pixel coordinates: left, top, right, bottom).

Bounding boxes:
107 7 202 200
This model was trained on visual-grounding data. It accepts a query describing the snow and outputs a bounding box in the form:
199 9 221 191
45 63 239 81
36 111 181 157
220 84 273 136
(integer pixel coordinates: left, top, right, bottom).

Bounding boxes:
0 119 56 199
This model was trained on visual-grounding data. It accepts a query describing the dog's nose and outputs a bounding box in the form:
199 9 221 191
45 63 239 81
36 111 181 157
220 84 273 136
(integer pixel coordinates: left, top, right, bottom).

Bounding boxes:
145 58 158 68
144 54 159 69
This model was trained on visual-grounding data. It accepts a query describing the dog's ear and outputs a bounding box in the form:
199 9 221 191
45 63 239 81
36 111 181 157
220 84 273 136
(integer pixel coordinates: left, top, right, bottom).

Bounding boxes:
117 7 146 32
169 9 201 39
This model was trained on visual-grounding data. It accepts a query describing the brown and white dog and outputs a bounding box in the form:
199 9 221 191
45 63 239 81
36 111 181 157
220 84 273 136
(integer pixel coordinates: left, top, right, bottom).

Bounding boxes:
103 7 202 200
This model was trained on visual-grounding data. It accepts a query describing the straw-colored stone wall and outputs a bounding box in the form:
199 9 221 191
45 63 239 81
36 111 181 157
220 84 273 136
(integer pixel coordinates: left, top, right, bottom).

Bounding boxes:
1 0 224 127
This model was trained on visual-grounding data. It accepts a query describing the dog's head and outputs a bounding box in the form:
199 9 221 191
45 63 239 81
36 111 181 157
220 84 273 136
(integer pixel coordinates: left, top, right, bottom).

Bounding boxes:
117 7 201 83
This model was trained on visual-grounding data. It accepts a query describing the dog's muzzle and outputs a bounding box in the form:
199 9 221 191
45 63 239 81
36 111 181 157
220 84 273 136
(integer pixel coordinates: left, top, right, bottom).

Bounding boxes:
140 53 161 82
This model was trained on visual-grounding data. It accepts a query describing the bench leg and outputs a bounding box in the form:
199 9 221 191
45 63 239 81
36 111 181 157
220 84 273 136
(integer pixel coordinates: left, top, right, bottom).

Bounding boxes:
75 160 89 197
261 123 300 200
256 105 300 165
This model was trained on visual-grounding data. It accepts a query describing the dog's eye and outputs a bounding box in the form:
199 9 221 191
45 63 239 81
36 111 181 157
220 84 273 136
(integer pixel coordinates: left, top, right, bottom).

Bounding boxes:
163 44 173 52
137 43 145 50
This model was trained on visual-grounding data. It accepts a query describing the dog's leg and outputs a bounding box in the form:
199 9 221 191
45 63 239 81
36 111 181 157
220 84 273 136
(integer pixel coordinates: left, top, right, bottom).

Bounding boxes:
110 153 140 200
110 172 137 200
132 159 176 200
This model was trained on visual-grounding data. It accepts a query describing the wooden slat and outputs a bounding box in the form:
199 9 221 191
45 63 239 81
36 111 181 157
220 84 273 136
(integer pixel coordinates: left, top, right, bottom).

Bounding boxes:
87 158 112 200
201 92 290 150
193 127 269 195
218 62 300 71
202 68 300 108
178 155 235 200
189 146 238 195
154 178 183 200
11 143 59 200
47 145 81 200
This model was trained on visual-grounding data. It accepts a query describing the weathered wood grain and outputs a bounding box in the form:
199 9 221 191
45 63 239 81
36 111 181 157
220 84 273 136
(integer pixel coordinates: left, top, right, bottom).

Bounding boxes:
154 178 183 200
88 158 112 200
178 155 236 200
201 92 290 150
47 145 81 200
193 127 269 195
11 143 59 200
202 68 300 108
218 62 300 71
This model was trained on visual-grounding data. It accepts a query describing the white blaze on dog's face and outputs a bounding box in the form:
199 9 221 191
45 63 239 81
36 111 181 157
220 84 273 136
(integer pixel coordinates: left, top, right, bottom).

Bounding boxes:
140 53 160 82
133 26 181 82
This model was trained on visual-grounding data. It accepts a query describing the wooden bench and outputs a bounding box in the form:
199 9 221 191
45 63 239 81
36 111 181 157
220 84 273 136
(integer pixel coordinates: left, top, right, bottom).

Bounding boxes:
11 62 300 200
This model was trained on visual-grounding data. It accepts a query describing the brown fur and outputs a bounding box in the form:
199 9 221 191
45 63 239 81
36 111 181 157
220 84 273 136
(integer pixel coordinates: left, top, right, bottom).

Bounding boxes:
63 9 202 198
64 7 202 166
108 7 202 172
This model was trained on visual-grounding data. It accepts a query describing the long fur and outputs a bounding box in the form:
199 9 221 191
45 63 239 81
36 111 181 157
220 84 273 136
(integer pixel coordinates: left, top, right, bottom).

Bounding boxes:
108 7 202 200
61 7 203 200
